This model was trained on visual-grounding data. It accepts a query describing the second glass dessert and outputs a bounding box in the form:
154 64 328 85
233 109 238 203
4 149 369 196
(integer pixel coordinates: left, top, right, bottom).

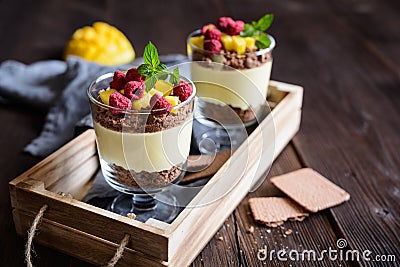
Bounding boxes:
187 15 275 151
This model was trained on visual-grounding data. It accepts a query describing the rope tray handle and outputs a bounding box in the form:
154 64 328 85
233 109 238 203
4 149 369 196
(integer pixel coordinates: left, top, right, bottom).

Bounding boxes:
25 204 130 267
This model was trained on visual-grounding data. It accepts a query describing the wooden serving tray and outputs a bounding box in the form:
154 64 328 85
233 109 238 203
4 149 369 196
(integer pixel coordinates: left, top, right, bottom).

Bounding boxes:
9 80 303 267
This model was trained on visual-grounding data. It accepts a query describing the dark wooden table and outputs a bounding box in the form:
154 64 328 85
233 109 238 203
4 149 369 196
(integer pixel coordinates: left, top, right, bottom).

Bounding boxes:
1 0 399 266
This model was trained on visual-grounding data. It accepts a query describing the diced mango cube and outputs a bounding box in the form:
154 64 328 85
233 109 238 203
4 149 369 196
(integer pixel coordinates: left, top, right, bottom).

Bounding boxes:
221 35 233 51
244 37 256 50
149 88 162 96
155 80 173 96
99 89 117 105
165 96 179 106
119 89 124 95
232 36 246 54
165 96 180 114
132 93 151 110
189 36 204 49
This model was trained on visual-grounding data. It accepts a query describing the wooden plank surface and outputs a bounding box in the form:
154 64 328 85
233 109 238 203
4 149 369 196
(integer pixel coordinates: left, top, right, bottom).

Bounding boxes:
192 145 352 267
235 146 351 267
0 0 399 266
252 1 400 266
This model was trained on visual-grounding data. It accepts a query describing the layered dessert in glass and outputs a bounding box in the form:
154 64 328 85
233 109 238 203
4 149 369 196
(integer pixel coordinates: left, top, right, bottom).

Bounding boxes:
88 57 195 194
187 15 275 125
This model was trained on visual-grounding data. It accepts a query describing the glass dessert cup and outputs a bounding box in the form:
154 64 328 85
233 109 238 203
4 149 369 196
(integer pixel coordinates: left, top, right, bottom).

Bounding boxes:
186 30 274 152
187 29 275 119
88 73 196 223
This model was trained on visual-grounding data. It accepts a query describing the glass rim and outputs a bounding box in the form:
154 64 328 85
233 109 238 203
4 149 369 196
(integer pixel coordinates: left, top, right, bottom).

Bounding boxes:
87 72 196 115
186 29 276 56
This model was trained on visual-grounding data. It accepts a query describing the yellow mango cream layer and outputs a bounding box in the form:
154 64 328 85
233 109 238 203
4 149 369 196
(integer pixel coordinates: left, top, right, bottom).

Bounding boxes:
191 61 272 110
94 118 193 172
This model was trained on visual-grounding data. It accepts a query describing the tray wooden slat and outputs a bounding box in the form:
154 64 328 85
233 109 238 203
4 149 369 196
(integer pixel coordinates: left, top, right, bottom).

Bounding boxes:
13 178 170 261
13 209 168 267
9 130 97 207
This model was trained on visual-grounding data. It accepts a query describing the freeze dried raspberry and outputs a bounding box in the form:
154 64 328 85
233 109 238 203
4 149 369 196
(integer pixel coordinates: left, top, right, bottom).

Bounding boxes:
173 80 193 102
109 91 132 114
204 39 222 52
236 20 245 31
109 70 126 90
124 81 145 100
201 24 217 35
126 67 145 82
150 93 171 114
204 28 222 41
217 17 235 32
225 20 244 35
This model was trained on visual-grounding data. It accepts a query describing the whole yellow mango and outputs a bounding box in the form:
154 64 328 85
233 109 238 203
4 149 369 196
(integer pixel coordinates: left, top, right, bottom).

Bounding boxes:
64 22 135 66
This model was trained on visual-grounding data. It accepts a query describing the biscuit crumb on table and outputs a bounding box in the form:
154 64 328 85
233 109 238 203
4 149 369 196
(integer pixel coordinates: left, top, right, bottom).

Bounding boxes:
127 213 136 219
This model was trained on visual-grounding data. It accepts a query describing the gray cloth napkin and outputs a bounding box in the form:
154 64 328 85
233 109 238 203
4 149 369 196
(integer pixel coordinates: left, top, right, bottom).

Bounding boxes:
0 54 187 157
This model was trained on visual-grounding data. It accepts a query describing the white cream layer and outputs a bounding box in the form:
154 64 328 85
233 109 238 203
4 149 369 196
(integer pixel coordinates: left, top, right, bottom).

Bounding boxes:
191 61 272 110
94 119 193 172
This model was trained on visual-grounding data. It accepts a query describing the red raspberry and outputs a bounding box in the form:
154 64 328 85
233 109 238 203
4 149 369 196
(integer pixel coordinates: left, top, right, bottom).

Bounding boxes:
109 92 132 114
173 80 193 102
204 28 222 41
236 20 245 30
225 20 244 35
217 17 235 32
109 70 126 90
204 39 222 53
201 24 217 35
124 81 145 100
150 93 172 114
126 67 145 82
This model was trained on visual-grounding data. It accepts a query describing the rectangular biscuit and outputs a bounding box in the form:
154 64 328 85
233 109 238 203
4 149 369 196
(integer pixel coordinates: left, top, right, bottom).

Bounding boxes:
270 168 350 212
248 197 309 227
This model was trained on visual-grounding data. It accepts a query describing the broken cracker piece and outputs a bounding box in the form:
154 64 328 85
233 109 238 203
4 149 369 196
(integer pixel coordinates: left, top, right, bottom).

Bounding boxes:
285 229 293 235
270 168 350 212
127 213 136 219
248 197 309 227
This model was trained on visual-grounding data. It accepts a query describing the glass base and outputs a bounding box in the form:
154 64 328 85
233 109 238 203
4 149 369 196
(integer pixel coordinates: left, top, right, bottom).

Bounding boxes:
198 128 247 154
109 191 179 223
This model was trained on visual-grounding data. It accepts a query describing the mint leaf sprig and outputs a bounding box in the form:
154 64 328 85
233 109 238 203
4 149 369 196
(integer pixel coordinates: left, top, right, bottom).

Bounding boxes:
240 14 273 49
137 42 180 91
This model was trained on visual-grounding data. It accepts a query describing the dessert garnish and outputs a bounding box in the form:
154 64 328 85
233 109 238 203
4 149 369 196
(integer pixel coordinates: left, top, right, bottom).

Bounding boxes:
190 13 274 54
218 17 244 35
124 81 145 100
98 42 192 114
137 42 180 90
239 14 274 49
109 70 126 89
126 67 145 82
109 91 132 114
150 93 172 114
173 81 193 102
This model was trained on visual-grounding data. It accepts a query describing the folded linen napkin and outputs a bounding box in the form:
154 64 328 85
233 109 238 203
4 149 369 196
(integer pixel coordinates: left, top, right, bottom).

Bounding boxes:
0 54 188 157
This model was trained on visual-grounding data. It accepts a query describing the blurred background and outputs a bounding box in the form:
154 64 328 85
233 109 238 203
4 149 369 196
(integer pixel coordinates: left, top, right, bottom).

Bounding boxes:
0 0 281 60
